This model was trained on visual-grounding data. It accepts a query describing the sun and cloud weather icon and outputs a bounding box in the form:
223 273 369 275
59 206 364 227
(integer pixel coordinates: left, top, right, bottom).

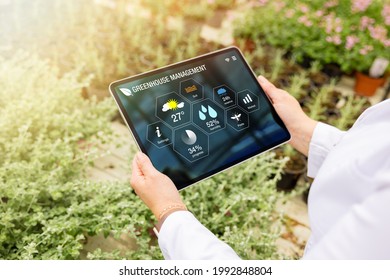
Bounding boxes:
162 99 185 112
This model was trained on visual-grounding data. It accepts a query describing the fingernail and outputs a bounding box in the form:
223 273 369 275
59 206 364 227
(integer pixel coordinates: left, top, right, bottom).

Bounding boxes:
136 152 143 162
258 75 267 83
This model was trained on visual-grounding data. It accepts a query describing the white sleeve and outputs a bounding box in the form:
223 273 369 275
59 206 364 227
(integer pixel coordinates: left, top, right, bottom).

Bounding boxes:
303 174 390 259
158 211 240 260
307 122 346 178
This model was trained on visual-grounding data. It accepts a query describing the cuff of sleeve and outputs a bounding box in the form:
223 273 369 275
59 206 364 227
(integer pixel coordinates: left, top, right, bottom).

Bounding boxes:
307 122 346 178
158 211 240 260
158 211 192 259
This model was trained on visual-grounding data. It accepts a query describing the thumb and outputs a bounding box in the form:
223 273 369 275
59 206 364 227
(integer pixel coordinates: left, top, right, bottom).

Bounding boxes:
257 75 278 101
135 152 158 176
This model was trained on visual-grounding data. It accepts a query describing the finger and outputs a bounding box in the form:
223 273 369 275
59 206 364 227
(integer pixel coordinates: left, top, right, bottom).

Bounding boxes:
130 156 144 188
258 75 276 91
132 155 144 177
135 152 158 177
257 75 279 101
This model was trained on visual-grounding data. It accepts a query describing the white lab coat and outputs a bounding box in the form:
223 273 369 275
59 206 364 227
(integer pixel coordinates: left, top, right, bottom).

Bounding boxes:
158 99 390 259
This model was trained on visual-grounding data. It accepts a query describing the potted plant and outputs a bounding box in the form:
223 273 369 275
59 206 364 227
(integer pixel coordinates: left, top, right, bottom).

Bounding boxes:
276 145 307 192
236 0 390 95
354 58 388 96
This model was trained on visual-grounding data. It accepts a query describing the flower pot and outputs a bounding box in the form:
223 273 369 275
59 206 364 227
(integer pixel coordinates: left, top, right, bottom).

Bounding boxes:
322 63 343 79
276 154 307 192
354 72 386 97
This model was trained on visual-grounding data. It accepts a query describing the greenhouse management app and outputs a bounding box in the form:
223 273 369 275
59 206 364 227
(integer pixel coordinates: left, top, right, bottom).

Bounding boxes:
112 48 289 189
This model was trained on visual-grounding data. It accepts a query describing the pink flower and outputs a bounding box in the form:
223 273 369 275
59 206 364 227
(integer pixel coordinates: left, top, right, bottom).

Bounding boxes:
315 10 324 17
298 15 313 27
352 0 372 13
360 16 375 30
285 9 295 18
368 25 388 42
273 1 285 12
359 45 374 55
324 0 338 8
323 14 343 34
299 4 309 13
345 35 360 50
257 0 269 6
384 39 390 47
382 5 390 26
326 35 342 45
305 21 313 27
333 35 342 45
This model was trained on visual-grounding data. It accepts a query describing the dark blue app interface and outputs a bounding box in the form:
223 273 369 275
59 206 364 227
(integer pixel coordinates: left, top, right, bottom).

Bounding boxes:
112 48 290 190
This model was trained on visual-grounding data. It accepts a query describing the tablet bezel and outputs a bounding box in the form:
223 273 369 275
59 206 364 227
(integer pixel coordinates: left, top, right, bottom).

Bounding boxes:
109 46 291 190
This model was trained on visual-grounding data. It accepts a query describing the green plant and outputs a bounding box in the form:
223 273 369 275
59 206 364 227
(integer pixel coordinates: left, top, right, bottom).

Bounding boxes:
306 82 336 121
0 52 132 259
286 71 310 100
330 95 369 130
236 0 390 74
269 49 285 82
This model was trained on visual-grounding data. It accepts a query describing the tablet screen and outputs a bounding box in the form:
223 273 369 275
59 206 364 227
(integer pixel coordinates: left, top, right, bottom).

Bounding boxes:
110 47 290 190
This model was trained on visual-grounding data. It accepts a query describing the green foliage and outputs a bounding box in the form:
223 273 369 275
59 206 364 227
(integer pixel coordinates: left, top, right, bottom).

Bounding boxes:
236 0 390 73
0 53 287 260
330 95 369 130
306 82 336 121
0 53 125 259
88 153 288 260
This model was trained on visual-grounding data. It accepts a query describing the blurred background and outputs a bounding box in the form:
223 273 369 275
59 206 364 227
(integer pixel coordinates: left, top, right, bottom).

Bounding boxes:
1 0 389 260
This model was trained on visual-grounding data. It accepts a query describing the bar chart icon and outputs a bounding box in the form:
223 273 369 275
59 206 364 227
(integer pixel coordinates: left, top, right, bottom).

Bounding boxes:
242 94 253 104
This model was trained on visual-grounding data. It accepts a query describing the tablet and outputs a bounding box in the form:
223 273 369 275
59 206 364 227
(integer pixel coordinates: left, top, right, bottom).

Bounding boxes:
109 47 290 190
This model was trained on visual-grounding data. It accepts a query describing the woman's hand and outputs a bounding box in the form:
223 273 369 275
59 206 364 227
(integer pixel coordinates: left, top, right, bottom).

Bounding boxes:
258 75 318 156
130 152 185 220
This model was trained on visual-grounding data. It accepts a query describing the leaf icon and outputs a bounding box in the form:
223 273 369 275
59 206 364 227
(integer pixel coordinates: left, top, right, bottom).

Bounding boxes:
119 88 132 96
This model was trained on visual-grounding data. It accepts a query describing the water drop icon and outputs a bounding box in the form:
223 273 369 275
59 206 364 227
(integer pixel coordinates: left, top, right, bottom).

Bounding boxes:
208 106 217 118
199 111 206 120
201 105 207 113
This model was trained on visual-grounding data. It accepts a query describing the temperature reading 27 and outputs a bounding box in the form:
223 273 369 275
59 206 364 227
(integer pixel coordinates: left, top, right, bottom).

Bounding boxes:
171 111 184 123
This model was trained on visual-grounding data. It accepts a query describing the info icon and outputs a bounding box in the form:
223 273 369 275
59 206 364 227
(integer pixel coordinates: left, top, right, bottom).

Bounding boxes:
146 121 173 148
